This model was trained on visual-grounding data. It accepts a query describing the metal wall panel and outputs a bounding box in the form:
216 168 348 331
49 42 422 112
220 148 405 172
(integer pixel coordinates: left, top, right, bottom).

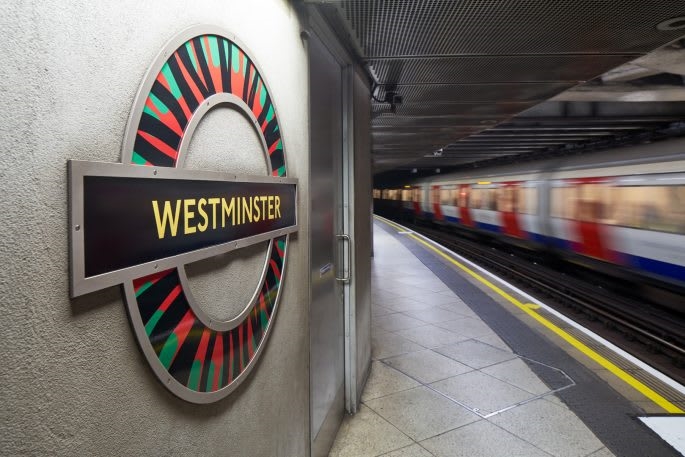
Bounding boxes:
309 33 345 457
352 69 373 408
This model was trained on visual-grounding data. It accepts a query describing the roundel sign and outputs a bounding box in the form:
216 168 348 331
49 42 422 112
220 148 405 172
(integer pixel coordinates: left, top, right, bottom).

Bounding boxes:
67 26 297 403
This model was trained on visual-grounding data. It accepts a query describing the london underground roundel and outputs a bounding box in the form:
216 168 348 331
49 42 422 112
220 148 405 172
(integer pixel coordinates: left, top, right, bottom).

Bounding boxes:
68 26 297 403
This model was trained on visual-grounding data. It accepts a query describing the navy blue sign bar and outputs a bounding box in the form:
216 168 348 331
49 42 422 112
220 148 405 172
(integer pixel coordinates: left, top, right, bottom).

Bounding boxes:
68 161 298 296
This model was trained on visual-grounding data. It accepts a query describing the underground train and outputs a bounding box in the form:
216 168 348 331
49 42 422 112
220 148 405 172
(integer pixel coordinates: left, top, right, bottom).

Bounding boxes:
374 142 685 295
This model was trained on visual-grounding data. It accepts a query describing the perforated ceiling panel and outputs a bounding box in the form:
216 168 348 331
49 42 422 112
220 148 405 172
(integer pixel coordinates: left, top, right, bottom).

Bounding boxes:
375 83 575 103
306 0 685 172
337 0 685 56
368 55 641 84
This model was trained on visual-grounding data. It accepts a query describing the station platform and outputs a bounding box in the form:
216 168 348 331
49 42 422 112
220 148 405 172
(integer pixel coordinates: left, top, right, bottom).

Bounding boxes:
329 217 685 457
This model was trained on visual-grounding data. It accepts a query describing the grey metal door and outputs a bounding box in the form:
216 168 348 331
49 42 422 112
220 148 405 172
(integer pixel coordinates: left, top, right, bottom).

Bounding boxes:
309 34 346 457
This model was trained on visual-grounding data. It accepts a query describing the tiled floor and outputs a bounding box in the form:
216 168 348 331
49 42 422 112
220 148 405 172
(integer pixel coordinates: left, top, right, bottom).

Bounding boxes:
328 223 614 457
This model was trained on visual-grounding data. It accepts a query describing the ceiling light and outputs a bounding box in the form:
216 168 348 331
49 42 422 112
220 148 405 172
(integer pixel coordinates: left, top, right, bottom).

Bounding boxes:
657 16 685 31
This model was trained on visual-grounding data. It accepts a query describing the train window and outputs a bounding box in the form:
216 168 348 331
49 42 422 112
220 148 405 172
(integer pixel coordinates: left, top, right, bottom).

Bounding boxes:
470 188 481 209
429 187 440 205
401 189 412 201
471 188 496 210
520 187 538 215
576 184 612 223
440 188 452 205
497 186 518 212
394 189 404 200
451 188 459 206
551 186 576 219
483 189 498 211
411 187 424 203
373 189 381 199
612 185 685 233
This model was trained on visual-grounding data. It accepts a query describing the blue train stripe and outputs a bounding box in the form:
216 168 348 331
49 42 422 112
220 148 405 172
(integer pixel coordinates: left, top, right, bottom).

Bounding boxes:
475 222 501 233
528 232 548 244
625 254 685 284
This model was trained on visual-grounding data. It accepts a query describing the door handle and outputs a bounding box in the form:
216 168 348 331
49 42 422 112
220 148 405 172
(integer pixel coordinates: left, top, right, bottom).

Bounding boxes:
335 234 351 283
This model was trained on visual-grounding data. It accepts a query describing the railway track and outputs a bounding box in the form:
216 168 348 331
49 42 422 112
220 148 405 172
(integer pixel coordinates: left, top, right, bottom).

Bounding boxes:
400 220 685 386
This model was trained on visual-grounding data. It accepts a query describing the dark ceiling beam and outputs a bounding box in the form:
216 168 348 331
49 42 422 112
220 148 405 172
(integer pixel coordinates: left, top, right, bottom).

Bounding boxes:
504 117 681 124
471 131 639 137
457 140 586 144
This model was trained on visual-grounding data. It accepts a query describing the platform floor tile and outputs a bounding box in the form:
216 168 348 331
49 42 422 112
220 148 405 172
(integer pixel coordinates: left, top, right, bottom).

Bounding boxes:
374 313 428 333
328 405 413 457
365 386 481 441
361 361 421 402
371 303 395 317
379 443 433 456
433 316 496 340
586 448 616 457
481 358 552 395
403 306 468 324
430 370 537 416
371 331 425 360
434 339 517 369
488 399 605 457
383 349 473 384
421 420 551 457
394 324 469 348
382 296 437 313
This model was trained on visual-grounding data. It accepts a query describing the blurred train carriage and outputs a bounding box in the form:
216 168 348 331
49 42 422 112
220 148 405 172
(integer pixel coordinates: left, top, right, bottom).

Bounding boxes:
374 141 685 301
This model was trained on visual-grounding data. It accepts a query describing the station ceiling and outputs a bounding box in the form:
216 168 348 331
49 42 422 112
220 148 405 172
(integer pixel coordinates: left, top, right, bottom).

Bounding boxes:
303 1 685 182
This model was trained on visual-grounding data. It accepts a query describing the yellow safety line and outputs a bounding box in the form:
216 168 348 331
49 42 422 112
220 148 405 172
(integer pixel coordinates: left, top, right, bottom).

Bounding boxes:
377 217 684 413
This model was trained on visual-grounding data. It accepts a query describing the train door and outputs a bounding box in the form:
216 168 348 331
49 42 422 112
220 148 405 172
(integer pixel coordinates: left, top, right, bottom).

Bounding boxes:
575 179 615 261
499 182 524 238
519 181 542 240
412 186 422 216
458 184 474 227
431 185 443 221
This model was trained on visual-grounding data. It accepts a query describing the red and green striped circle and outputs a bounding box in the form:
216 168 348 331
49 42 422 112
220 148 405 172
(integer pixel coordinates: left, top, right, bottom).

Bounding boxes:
122 29 288 402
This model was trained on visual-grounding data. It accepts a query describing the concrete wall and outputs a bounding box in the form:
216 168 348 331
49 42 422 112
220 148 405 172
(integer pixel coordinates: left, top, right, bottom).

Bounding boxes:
0 1 310 456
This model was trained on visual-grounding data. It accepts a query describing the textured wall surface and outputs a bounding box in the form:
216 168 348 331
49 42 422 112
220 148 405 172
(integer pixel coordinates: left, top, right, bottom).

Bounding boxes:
184 107 270 321
0 1 310 456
